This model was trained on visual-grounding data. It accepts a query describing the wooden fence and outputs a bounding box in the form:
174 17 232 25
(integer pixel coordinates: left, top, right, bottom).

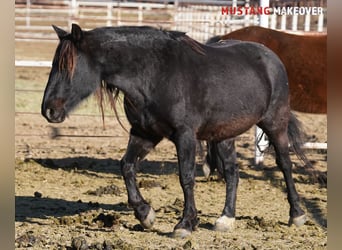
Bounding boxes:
15 0 327 43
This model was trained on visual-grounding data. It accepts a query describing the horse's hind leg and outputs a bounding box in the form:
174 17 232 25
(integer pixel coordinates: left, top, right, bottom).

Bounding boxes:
202 141 225 180
121 131 162 229
212 139 239 232
258 119 306 227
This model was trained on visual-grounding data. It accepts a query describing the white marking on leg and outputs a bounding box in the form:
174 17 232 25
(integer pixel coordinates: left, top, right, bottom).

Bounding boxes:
214 215 235 232
173 228 192 238
288 214 307 227
202 162 211 179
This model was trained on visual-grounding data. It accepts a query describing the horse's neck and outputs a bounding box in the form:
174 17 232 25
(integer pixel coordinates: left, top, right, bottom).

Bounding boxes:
99 41 168 106
103 72 146 108
94 31 192 106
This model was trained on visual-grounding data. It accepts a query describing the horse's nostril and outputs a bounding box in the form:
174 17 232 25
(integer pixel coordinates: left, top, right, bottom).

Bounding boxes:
43 106 66 123
46 108 54 119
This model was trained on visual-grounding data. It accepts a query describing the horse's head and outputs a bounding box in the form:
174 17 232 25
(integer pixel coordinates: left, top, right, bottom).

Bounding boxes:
41 24 101 123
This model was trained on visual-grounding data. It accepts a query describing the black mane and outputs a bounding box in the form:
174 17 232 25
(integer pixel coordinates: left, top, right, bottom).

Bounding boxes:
87 26 206 55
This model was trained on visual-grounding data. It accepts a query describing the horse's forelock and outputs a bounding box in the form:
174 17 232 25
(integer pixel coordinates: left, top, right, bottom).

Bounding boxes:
55 39 77 78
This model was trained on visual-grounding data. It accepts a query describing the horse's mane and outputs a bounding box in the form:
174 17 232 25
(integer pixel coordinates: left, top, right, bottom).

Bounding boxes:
94 82 129 132
115 26 206 55
91 27 206 131
71 26 205 130
53 38 77 78
166 30 206 55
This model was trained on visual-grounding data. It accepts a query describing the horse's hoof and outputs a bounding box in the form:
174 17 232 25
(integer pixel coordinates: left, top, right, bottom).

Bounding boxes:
202 162 211 179
172 228 192 238
288 214 307 227
141 208 155 229
214 216 235 232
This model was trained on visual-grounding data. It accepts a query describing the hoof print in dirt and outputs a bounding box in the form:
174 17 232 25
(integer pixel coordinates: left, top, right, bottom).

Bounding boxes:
138 179 163 189
15 231 40 248
71 236 88 250
85 184 122 196
34 191 42 198
132 223 145 231
93 212 120 228
182 239 194 249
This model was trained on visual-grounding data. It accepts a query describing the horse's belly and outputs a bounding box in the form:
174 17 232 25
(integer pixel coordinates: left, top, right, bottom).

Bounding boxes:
196 117 258 141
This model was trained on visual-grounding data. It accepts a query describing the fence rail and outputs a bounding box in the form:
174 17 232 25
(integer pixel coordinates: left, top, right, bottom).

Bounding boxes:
15 60 51 67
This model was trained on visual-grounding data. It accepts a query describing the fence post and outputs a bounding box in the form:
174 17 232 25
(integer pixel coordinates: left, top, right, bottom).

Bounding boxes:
26 0 31 27
317 11 324 32
291 14 298 31
138 5 143 26
280 14 286 30
259 0 269 27
69 0 78 26
107 3 113 26
270 12 276 29
117 3 122 26
233 0 237 8
71 0 77 16
304 14 311 31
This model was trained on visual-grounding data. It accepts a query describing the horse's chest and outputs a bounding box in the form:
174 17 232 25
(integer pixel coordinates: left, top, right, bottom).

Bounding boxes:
125 104 173 137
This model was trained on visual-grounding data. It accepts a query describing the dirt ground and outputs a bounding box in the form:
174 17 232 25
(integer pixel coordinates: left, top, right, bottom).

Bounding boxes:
15 43 327 249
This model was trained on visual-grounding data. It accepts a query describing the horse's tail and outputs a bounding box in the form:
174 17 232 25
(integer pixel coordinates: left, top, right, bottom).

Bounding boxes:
205 35 222 45
287 112 312 168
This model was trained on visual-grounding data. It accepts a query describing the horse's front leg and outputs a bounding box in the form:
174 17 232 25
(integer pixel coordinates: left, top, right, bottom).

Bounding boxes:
172 128 198 238
121 131 161 229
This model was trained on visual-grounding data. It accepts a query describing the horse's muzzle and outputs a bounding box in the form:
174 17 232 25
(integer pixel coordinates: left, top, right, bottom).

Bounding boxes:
41 97 67 123
43 107 66 123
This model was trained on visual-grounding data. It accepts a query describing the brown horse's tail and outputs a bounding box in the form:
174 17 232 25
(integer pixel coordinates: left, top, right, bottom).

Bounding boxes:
287 112 312 168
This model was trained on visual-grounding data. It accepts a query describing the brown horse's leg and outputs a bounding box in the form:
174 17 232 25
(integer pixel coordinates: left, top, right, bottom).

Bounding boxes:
172 127 198 238
258 121 306 226
212 139 238 232
120 132 161 229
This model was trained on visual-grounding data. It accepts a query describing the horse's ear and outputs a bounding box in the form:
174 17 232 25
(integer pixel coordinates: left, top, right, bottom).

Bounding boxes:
52 25 68 40
71 23 83 42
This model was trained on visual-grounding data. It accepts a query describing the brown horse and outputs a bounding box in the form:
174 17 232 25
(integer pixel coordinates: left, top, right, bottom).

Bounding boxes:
207 26 327 114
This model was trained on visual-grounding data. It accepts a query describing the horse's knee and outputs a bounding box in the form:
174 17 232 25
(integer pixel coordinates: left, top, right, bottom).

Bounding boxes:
120 159 135 176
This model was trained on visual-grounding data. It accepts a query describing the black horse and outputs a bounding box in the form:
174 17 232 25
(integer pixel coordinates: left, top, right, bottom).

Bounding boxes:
41 24 309 238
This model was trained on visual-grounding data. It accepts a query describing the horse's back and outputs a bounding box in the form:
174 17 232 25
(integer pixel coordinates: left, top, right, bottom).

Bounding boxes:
204 40 288 94
185 41 289 140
